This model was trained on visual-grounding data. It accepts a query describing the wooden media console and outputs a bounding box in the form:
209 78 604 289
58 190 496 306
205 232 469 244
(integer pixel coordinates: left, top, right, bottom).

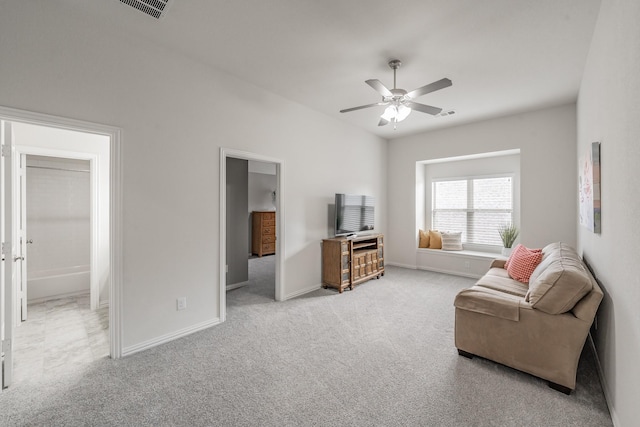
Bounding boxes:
321 234 384 293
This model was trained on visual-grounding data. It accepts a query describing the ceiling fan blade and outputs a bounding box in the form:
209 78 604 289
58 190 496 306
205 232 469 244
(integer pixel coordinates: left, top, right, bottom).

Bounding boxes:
378 117 390 127
365 79 393 97
404 101 442 115
340 102 388 113
406 78 452 99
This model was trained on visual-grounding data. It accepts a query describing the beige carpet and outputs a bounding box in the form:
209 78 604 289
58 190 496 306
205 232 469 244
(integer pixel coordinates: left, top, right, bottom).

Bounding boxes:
1 259 612 426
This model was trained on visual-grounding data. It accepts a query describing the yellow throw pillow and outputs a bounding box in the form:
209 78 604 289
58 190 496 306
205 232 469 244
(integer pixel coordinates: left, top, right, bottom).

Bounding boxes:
428 230 442 249
418 229 430 248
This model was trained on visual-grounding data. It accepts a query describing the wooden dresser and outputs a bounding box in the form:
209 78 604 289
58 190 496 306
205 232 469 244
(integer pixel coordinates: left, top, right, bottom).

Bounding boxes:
321 234 384 293
251 211 276 257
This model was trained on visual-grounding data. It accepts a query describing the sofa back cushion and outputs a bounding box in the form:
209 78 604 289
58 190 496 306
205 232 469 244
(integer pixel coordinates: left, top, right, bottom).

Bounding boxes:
526 243 593 314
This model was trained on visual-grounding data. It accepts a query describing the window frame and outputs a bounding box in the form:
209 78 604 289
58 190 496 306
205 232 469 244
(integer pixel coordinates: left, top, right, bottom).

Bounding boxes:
431 173 515 251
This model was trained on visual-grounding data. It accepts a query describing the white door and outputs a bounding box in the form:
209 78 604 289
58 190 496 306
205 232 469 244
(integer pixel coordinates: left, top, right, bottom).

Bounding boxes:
1 120 15 390
16 154 26 322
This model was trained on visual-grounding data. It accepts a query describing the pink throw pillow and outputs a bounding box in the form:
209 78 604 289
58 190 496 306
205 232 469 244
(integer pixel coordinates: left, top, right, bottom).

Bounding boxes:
505 245 541 268
506 244 543 283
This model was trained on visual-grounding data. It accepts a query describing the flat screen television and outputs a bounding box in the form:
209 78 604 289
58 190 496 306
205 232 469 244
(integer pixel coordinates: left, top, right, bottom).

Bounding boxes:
334 193 375 237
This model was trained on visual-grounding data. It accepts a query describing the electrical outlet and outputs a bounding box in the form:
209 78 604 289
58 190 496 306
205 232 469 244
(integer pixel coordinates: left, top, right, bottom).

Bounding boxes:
177 297 187 311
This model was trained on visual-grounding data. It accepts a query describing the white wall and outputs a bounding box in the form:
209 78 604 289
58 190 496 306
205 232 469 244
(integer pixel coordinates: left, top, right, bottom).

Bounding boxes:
0 2 386 350
248 173 277 213
577 0 640 425
387 104 577 268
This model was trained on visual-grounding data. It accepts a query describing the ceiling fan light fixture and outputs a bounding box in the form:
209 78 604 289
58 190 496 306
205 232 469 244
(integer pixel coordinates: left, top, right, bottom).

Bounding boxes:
396 104 412 122
340 59 452 129
381 104 412 124
381 105 397 121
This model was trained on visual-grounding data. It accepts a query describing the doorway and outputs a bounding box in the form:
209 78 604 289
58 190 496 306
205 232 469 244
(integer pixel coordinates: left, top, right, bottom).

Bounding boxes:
15 154 108 382
1 106 123 391
219 148 285 322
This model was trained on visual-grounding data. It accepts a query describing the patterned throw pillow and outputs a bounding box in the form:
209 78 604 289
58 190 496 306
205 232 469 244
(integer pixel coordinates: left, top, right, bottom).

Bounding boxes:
428 230 442 249
418 229 430 248
506 244 543 283
441 231 463 251
505 246 541 268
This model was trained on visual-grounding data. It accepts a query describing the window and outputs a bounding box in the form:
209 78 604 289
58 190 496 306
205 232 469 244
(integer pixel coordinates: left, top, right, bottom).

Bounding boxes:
432 175 513 247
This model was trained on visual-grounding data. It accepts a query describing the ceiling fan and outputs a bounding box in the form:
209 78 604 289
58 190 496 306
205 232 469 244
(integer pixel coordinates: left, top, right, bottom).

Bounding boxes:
340 59 452 129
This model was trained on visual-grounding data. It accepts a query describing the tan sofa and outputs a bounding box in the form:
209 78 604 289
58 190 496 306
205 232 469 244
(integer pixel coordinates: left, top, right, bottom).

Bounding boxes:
454 242 603 394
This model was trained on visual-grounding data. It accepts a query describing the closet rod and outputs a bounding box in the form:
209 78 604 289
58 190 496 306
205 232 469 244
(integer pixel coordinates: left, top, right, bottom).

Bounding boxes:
26 165 90 173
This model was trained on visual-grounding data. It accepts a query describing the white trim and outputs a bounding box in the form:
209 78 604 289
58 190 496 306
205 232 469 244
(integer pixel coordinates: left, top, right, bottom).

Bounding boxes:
219 147 285 325
416 265 482 279
282 283 321 301
0 105 123 359
417 248 499 259
226 280 249 291
385 262 417 270
418 149 521 165
26 290 89 305
122 317 222 357
588 334 620 427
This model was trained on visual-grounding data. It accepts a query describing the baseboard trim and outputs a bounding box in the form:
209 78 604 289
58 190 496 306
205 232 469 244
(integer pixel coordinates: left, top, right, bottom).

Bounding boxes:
27 290 90 305
282 283 321 300
226 280 249 291
122 317 222 357
416 265 482 279
587 333 620 426
385 262 417 269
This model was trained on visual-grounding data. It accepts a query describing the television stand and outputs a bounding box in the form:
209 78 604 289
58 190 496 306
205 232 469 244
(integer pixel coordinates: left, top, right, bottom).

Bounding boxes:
321 234 384 293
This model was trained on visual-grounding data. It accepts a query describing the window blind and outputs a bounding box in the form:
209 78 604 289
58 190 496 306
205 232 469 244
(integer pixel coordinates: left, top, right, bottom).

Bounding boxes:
432 176 513 247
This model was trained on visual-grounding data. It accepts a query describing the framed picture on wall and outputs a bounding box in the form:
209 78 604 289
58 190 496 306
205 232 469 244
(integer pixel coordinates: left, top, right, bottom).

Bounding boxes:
579 141 601 233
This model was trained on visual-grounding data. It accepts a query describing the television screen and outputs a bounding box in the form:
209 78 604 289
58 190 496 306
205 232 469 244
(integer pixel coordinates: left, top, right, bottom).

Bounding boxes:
335 194 375 236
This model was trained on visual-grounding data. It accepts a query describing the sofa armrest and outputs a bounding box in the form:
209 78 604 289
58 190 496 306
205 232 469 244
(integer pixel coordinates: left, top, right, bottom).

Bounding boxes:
454 287 521 321
490 259 507 269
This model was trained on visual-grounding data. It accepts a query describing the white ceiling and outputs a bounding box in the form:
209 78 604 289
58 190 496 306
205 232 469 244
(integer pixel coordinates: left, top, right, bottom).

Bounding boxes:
65 0 602 139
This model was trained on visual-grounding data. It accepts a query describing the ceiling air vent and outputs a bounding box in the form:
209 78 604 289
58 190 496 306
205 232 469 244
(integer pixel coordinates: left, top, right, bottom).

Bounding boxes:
437 110 457 118
119 0 172 20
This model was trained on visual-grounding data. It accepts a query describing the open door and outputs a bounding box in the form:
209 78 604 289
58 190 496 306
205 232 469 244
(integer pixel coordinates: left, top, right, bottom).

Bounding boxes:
16 153 26 322
1 120 15 389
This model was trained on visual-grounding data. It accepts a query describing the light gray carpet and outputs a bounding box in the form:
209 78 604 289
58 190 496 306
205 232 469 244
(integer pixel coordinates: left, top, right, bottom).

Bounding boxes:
1 258 612 426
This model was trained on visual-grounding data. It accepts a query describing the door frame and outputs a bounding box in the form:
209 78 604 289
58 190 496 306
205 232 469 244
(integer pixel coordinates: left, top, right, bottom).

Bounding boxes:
219 147 285 322
0 105 123 359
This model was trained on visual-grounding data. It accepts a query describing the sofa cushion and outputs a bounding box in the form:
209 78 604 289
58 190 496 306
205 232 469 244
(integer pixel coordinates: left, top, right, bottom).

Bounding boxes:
441 231 463 251
476 274 529 297
428 230 442 249
506 244 543 283
526 244 593 314
485 266 511 279
454 286 521 321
